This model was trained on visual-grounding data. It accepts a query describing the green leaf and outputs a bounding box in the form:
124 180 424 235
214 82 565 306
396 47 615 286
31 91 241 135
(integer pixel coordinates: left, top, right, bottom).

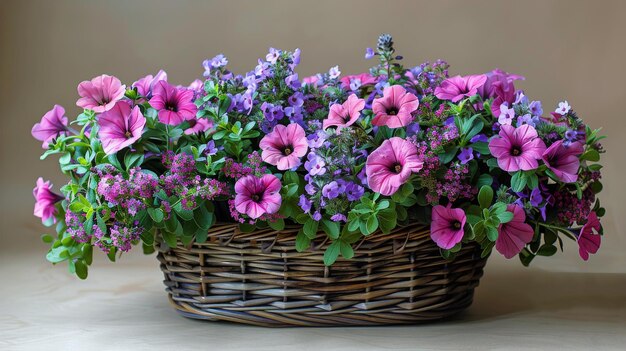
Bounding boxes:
193 204 213 230
161 230 178 248
486 226 499 242
323 241 341 266
581 149 600 162
321 220 340 239
41 234 54 243
537 244 557 256
478 185 493 209
472 142 491 155
268 218 285 231
476 174 493 188
510 171 527 192
295 230 311 252
148 208 164 223
303 218 319 239
496 211 514 224
339 241 354 259
75 260 88 279
438 146 459 164
360 215 379 236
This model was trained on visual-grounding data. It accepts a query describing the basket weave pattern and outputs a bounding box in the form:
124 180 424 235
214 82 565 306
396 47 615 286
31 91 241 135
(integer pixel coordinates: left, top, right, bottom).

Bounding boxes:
157 222 488 327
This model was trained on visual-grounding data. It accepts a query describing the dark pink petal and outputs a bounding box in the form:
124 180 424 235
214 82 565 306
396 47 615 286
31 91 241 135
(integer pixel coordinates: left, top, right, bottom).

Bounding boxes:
578 212 601 261
496 205 534 259
430 205 466 249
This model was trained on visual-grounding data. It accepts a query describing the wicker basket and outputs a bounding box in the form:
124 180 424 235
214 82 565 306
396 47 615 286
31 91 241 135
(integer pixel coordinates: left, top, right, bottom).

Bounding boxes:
157 222 488 327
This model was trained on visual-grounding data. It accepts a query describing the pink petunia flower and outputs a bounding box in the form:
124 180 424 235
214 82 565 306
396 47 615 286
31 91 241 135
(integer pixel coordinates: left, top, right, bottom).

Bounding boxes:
149 80 198 125
365 137 423 196
31 105 69 148
372 85 419 128
132 70 167 98
76 74 126 113
259 124 308 170
434 75 488 103
184 118 213 135
496 204 534 259
488 124 547 172
542 140 584 183
430 205 466 250
339 73 376 90
477 69 524 117
322 94 365 130
33 177 63 224
98 101 146 155
577 211 601 261
234 174 282 219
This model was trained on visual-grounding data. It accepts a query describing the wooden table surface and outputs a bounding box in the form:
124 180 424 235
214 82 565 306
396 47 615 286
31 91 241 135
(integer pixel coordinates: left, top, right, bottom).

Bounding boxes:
1 226 625 350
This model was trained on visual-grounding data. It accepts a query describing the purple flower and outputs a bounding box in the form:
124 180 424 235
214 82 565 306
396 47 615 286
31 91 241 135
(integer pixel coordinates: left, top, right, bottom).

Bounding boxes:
498 103 515 126
304 153 326 176
529 101 543 116
328 66 341 79
555 101 571 115
32 105 69 148
365 47 375 59
210 54 228 68
298 194 312 213
322 181 340 199
458 147 474 164
204 140 219 156
305 182 317 195
266 48 281 63
513 90 528 105
312 211 322 221
331 213 347 222
470 134 488 143
292 48 301 65
285 73 301 90
516 114 537 128
530 187 543 207
288 92 304 107
406 122 421 137
345 182 365 201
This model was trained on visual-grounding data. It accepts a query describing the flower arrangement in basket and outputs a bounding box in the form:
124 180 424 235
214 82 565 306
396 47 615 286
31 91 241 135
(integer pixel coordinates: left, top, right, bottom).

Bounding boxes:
32 34 606 325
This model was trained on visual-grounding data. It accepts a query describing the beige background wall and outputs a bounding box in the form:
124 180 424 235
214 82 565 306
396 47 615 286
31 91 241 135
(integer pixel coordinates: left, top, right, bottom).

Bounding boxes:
1 0 625 274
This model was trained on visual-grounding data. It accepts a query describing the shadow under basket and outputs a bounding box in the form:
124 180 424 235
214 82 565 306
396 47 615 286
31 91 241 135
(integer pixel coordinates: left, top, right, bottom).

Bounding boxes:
157 222 488 327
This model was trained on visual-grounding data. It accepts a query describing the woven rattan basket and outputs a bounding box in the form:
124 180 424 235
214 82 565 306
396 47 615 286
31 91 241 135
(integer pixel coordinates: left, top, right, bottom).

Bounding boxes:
157 222 488 327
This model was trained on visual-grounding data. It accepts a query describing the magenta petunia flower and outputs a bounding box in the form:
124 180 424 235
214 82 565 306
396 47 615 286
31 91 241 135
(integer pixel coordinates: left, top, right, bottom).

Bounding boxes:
33 177 63 224
322 94 365 130
496 204 534 259
234 174 282 219
259 124 308 170
542 140 584 183
76 74 126 113
479 70 524 118
434 74 488 103
372 85 419 128
149 80 198 125
488 124 547 172
31 105 69 148
430 205 466 250
339 73 376 90
577 211 601 261
184 118 213 135
365 137 423 196
132 69 167 98
98 101 146 155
